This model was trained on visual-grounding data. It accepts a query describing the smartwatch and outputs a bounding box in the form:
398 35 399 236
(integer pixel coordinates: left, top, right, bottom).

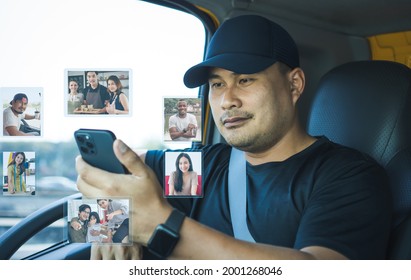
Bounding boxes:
147 208 185 259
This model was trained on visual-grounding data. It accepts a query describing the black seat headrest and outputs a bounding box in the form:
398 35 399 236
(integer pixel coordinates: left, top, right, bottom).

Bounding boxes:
308 60 411 167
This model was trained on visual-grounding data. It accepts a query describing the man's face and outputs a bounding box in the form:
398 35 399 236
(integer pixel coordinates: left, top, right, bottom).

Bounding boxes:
87 72 99 88
11 99 28 114
177 101 187 116
79 208 90 222
208 63 297 153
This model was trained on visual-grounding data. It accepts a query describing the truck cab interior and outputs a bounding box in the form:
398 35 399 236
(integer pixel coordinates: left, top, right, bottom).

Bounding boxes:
1 0 411 260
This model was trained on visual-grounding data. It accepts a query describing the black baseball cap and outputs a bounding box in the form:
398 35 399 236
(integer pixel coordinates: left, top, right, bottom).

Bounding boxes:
10 93 28 105
183 15 300 88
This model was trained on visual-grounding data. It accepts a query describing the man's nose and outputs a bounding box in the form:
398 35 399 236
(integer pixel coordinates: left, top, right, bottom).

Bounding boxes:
220 87 241 110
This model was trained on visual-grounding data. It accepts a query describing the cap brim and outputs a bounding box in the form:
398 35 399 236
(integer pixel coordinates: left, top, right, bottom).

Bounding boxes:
183 54 277 88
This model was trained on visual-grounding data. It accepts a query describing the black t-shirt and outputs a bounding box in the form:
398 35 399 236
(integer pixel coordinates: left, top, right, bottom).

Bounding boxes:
145 137 392 259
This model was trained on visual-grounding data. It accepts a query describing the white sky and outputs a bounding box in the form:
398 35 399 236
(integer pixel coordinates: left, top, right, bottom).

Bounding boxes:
0 0 205 149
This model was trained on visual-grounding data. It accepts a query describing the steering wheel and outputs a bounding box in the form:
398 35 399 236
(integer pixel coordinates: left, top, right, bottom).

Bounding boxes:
0 193 90 260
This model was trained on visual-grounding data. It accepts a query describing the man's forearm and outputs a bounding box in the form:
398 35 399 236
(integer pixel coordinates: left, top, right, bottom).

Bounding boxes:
168 217 346 260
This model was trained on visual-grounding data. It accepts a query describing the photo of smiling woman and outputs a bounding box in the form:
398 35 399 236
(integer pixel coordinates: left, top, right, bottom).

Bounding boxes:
165 151 202 197
7 152 26 194
105 75 129 115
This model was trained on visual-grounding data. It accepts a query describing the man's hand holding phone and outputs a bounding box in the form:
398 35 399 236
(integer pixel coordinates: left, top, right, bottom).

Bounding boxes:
76 139 173 247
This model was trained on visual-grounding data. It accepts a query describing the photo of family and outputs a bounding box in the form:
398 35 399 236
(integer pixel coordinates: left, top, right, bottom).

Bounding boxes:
66 70 131 115
2 152 36 196
67 198 131 244
163 97 202 142
1 88 42 137
164 151 202 197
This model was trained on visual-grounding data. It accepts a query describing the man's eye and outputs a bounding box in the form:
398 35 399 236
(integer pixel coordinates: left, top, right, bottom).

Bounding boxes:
211 82 223 88
239 78 253 84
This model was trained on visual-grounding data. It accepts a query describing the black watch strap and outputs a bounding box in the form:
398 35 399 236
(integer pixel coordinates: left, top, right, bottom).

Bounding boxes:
165 208 185 232
147 208 186 259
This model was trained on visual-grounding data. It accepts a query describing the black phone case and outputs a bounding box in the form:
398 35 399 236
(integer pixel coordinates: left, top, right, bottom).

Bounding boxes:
74 129 127 174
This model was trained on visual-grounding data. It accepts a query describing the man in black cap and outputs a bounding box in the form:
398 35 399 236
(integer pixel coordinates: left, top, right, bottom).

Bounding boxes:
3 93 40 136
76 15 391 260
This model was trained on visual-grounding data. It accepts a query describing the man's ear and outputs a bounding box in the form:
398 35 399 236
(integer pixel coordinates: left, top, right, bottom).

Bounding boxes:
289 67 305 104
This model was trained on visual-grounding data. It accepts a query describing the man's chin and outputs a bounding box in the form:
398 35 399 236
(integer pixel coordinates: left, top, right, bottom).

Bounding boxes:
223 133 253 150
222 130 271 153
12 109 24 115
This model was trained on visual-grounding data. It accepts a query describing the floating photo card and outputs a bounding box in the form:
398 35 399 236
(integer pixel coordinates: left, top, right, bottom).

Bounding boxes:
67 197 132 244
164 150 203 197
66 69 131 116
1 87 43 137
163 97 202 143
2 151 36 196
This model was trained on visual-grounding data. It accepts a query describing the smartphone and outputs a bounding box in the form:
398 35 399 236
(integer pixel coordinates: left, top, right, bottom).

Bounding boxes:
74 128 128 174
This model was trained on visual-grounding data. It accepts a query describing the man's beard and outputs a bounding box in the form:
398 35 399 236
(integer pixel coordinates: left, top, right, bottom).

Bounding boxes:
11 108 23 115
223 129 277 153
221 114 288 153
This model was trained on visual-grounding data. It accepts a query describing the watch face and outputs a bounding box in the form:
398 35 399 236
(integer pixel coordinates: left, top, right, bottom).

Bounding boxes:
148 224 179 258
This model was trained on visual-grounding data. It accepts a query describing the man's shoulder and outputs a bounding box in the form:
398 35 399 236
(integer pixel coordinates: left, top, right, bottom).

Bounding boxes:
188 113 198 121
169 114 178 120
308 137 386 179
200 144 232 167
3 106 12 114
98 84 108 93
3 107 21 124
313 137 379 164
81 86 90 94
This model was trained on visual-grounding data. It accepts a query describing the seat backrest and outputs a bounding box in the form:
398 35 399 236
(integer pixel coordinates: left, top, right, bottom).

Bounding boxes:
306 60 411 259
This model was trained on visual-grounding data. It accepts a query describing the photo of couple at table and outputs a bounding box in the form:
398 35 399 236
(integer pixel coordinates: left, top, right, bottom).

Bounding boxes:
67 198 131 244
66 70 130 116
